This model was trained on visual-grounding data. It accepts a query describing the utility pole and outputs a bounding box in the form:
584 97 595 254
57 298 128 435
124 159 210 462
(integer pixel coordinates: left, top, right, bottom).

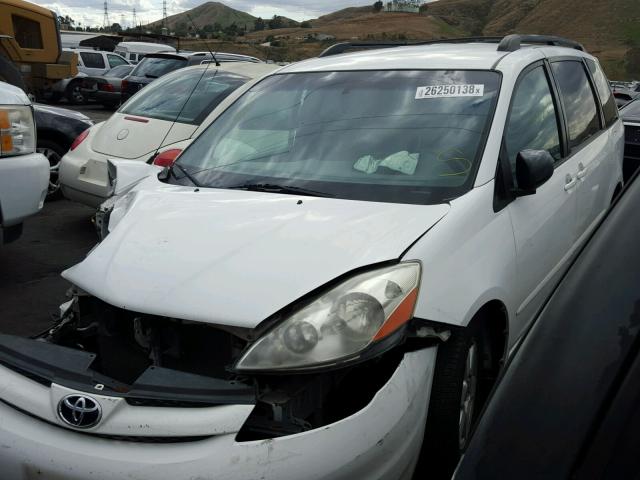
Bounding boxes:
103 0 109 29
132 7 138 29
120 13 125 29
163 0 168 27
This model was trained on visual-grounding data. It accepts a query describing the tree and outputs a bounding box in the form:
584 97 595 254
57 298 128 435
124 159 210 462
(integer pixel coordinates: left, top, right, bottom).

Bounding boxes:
373 1 384 12
268 15 284 30
254 17 265 31
419 3 429 13
300 20 312 28
110 22 122 32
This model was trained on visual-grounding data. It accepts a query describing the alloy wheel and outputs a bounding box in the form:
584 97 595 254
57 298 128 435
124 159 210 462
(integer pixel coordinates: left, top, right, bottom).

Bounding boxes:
458 341 478 449
37 147 62 195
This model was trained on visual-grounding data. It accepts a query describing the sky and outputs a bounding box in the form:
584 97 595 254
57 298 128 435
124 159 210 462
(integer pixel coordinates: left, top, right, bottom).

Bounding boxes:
37 0 382 29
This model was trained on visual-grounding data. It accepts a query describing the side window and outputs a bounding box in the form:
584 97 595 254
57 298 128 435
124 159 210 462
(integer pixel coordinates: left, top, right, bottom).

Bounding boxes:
586 58 618 128
11 15 43 49
80 52 106 69
551 61 600 149
506 66 562 173
107 54 128 68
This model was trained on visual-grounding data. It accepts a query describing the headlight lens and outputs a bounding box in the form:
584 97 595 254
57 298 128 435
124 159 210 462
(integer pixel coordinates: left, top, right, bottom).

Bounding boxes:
0 106 36 157
235 262 420 371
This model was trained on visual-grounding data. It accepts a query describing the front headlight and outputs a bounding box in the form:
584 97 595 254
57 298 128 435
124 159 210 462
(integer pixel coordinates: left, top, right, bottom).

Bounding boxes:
235 262 421 371
0 105 36 157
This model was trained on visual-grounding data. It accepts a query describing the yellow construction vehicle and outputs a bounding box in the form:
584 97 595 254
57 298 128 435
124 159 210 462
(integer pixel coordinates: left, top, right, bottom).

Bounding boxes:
0 0 77 97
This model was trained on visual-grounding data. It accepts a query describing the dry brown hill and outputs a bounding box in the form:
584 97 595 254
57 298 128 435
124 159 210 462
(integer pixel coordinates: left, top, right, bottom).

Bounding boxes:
427 0 640 78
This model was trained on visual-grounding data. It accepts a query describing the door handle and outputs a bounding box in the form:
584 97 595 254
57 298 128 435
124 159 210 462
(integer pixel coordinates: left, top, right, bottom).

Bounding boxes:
564 173 577 191
576 162 587 179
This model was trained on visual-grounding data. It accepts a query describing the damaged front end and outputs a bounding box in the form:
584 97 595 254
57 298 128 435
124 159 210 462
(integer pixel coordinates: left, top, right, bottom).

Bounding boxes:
0 286 448 443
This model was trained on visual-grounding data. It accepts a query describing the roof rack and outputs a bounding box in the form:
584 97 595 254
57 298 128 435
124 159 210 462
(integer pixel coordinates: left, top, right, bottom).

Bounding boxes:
318 35 584 58
497 34 584 52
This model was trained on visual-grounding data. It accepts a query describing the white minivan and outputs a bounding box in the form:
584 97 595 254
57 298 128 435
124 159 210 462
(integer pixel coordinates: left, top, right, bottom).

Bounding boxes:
114 41 177 64
0 35 624 479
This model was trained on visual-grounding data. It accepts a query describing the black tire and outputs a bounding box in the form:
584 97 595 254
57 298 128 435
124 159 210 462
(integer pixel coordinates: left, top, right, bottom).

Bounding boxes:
0 55 27 92
414 320 493 479
36 139 66 200
65 80 86 105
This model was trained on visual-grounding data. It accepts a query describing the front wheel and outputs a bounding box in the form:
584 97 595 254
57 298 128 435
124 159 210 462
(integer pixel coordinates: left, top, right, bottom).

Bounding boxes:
36 139 66 200
414 322 492 479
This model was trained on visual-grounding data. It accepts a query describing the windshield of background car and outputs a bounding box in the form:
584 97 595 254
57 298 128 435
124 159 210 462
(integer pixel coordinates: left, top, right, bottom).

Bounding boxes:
130 56 186 78
120 69 249 124
622 99 640 121
174 70 501 205
107 65 134 78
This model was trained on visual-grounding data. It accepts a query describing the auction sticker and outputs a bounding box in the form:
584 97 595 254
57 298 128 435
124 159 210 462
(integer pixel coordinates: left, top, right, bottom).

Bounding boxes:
415 84 484 99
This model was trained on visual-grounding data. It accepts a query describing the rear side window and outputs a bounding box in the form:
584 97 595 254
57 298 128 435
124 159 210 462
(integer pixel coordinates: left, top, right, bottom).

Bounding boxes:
120 69 248 124
551 61 600 149
586 58 618 128
12 15 43 49
107 54 128 68
80 52 106 69
506 66 562 171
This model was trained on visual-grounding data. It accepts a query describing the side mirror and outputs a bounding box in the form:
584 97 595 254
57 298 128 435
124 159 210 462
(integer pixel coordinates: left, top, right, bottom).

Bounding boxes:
513 149 554 196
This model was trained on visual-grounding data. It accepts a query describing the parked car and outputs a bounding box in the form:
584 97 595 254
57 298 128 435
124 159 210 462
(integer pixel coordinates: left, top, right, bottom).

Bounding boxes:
0 35 624 479
454 172 640 480
52 49 131 105
114 41 176 64
60 62 280 207
611 81 640 108
0 82 49 243
120 51 262 102
80 64 135 109
33 103 93 197
620 97 640 182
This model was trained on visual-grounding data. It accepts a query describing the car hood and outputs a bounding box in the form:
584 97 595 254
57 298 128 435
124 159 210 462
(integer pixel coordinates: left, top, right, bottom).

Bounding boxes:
34 104 92 123
64 186 448 329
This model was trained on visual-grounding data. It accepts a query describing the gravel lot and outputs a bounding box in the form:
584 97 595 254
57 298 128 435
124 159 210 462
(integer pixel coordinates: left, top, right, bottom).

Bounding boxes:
0 200 96 336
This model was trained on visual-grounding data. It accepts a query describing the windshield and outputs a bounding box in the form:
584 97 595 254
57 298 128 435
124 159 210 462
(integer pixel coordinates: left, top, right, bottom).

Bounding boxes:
623 98 640 120
120 68 249 124
131 56 186 79
107 65 133 78
174 70 501 204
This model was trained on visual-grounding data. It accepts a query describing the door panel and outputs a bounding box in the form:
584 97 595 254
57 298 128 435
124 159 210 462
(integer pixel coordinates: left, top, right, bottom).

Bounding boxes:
503 64 579 334
551 60 608 238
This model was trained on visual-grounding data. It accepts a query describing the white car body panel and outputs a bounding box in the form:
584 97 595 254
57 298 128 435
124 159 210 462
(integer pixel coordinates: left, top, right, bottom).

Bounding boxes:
64 178 449 328
0 82 49 236
0 348 435 480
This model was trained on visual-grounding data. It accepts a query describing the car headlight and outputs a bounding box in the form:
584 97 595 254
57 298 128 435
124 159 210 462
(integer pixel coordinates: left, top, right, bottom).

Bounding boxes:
0 105 36 157
235 262 421 372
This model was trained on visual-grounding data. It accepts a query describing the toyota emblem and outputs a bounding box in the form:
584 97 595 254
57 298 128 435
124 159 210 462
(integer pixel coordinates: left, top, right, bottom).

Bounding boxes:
57 394 102 429
116 128 129 140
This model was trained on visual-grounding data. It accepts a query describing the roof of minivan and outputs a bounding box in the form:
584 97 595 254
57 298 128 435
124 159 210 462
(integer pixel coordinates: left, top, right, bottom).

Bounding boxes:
278 42 587 73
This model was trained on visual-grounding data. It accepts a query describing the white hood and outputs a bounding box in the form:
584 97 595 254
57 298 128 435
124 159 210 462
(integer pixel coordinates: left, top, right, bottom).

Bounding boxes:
64 187 448 329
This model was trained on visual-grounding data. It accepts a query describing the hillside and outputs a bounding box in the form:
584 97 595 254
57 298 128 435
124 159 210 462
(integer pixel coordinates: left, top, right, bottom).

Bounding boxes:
427 0 640 78
150 2 256 31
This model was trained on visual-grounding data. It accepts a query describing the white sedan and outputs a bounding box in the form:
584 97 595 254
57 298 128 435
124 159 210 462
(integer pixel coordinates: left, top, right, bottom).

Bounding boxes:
0 82 49 244
59 62 280 207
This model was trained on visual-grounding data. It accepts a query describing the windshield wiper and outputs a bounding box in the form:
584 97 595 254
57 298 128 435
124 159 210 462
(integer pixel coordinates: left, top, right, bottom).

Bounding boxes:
144 73 159 79
171 163 200 187
227 182 333 198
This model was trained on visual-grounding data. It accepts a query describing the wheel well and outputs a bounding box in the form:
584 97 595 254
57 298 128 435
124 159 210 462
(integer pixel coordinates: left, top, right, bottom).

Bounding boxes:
469 300 509 374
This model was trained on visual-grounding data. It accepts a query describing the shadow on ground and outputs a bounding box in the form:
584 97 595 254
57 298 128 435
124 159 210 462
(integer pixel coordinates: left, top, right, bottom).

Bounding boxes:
0 200 95 336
